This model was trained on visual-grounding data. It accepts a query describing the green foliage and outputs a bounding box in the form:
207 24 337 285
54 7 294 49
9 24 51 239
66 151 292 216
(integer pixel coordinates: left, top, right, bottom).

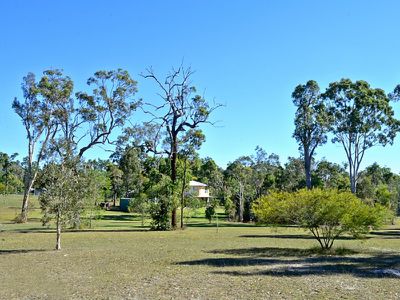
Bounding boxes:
205 205 215 223
323 79 399 193
292 80 329 188
253 188 387 249
129 193 150 227
119 147 144 198
145 171 173 231
39 164 87 229
223 194 236 221
357 163 400 217
312 160 350 190
149 198 171 231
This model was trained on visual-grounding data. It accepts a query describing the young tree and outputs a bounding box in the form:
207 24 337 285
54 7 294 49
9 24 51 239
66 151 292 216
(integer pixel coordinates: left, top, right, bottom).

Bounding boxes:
39 163 86 250
139 65 221 228
323 79 399 193
292 80 328 189
13 72 70 222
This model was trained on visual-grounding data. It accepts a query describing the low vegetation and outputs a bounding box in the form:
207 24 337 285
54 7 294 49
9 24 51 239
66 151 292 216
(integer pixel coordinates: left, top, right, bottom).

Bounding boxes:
253 189 388 249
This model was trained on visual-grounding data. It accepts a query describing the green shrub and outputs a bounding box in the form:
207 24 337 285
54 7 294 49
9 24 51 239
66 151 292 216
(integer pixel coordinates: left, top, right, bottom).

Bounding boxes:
149 198 170 231
205 205 215 223
253 188 388 250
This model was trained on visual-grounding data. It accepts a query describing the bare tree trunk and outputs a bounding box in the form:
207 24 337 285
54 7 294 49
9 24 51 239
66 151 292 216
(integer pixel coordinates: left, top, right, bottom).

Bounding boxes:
304 150 312 189
349 162 357 193
171 141 178 229
56 212 61 250
350 176 357 193
20 174 36 223
180 158 188 229
238 183 244 222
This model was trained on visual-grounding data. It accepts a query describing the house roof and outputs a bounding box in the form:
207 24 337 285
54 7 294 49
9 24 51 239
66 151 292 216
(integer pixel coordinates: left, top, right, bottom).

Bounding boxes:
189 180 207 187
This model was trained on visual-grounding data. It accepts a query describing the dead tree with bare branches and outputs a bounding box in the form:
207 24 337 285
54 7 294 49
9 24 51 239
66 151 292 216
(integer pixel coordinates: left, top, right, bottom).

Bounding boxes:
140 65 221 229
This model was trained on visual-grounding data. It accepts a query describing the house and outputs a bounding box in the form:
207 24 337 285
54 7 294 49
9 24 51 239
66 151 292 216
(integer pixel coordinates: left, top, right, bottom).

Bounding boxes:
188 180 211 202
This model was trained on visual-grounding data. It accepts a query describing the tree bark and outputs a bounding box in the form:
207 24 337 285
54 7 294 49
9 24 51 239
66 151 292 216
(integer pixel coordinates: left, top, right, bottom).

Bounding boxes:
304 152 312 189
56 212 61 250
350 174 357 193
20 174 36 223
180 158 188 229
170 139 178 229
238 183 244 222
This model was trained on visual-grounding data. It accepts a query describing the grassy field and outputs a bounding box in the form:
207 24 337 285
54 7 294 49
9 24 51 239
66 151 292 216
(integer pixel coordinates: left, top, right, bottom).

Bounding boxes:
1 195 400 299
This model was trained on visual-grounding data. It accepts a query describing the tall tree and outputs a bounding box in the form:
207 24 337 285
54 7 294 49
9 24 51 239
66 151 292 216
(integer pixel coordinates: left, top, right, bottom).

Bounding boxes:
47 69 139 161
292 80 328 189
139 65 221 229
323 79 399 193
13 71 70 222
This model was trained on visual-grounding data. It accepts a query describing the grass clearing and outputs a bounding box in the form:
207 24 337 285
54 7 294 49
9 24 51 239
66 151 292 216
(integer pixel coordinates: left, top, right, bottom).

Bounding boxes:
1 195 400 299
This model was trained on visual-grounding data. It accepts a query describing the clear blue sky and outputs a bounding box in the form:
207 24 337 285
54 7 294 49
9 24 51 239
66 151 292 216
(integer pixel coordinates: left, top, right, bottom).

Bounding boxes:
1 0 400 171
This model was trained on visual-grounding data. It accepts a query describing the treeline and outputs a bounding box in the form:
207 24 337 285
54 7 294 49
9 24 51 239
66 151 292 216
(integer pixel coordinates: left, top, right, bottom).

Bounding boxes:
2 146 399 223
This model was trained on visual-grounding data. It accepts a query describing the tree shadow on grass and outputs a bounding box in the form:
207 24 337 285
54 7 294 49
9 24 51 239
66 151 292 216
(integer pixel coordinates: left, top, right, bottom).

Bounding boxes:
0 249 49 255
187 222 261 228
370 229 400 239
239 234 359 240
176 246 400 278
6 228 149 234
99 214 138 221
207 247 359 257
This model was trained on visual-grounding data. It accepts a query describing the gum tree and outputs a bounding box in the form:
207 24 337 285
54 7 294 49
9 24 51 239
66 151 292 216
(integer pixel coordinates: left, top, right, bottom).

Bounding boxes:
323 79 399 193
292 80 329 189
13 71 71 222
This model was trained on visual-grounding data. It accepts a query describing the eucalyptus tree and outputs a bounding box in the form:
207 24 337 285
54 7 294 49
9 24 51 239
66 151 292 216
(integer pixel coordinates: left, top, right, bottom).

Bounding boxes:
13 71 71 222
225 157 255 222
292 80 329 189
323 79 399 193
138 65 221 228
47 69 140 161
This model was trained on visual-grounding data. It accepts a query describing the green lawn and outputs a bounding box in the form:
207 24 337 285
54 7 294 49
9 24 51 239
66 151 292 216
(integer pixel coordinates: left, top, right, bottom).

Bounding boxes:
1 195 400 299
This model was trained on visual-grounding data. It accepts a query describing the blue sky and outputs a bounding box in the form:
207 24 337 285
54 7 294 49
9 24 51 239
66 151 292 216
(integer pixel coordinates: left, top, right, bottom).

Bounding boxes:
1 0 400 171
